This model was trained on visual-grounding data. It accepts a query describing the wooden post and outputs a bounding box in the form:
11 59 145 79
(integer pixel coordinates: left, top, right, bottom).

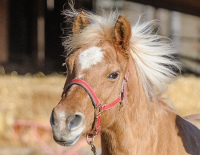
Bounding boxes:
0 0 8 63
37 0 45 68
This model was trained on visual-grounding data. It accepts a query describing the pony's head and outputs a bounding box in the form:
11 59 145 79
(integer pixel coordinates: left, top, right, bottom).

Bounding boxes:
50 11 132 146
50 9 180 146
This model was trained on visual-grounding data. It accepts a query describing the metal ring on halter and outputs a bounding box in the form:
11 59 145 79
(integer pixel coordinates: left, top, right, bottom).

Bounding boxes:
86 133 95 145
86 133 98 155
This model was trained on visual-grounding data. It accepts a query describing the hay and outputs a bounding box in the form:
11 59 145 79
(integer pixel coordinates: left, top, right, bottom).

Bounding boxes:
0 74 65 148
165 75 200 116
0 74 65 121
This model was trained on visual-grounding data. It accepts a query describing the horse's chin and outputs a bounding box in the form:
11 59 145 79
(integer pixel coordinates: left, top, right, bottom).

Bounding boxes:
54 134 81 146
51 120 86 146
52 126 85 146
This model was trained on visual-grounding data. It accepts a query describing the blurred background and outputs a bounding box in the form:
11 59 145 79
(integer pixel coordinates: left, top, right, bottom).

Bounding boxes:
0 0 200 154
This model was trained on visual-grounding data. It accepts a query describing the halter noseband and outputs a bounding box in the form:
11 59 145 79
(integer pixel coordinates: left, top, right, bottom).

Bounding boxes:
63 70 129 154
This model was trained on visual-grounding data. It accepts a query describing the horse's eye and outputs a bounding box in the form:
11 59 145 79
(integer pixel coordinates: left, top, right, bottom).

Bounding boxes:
108 72 119 80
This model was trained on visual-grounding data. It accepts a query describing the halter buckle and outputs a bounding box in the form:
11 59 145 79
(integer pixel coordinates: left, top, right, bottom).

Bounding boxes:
95 104 104 116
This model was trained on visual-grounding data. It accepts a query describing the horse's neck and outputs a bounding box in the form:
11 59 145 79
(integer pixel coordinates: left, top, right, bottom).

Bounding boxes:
100 61 190 155
100 97 178 155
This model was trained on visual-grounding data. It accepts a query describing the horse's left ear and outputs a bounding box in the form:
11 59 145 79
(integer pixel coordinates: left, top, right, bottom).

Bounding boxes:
73 11 90 34
114 15 131 49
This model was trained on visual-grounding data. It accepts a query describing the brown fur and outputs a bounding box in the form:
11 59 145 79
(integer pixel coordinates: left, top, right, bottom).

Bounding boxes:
51 11 200 155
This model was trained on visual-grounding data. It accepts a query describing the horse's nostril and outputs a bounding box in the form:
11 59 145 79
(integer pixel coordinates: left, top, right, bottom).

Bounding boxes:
50 109 55 126
68 113 83 130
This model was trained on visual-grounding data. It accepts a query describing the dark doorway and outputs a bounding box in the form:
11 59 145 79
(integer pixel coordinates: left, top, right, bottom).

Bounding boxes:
7 0 93 74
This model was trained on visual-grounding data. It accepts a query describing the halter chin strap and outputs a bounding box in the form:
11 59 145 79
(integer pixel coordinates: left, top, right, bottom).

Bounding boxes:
64 70 129 154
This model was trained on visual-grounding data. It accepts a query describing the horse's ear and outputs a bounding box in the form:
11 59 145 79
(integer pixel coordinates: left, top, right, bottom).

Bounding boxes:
73 11 90 34
114 15 131 49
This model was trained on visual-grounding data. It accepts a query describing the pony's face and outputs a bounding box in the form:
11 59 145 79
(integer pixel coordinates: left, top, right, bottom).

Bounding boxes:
50 12 131 146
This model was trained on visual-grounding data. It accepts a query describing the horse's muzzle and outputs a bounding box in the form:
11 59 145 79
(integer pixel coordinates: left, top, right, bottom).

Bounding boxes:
50 108 85 146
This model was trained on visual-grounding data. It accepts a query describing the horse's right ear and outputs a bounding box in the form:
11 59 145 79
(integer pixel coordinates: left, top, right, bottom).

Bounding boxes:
73 12 90 34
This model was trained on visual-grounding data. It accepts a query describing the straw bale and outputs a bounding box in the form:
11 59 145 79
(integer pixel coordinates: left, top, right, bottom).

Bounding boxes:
165 75 200 116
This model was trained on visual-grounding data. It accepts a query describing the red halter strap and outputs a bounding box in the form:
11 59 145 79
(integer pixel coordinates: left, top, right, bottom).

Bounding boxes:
65 70 129 137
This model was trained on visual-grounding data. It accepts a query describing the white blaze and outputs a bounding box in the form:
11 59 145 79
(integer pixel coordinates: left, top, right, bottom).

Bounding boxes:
78 47 103 70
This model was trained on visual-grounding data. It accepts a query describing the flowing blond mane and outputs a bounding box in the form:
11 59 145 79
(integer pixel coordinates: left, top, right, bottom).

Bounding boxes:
129 20 180 101
62 9 180 102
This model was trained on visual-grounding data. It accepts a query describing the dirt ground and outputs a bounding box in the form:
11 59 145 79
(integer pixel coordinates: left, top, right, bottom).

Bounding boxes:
0 73 200 154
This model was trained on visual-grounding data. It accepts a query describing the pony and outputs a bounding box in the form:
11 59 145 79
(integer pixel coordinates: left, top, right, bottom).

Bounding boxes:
50 8 200 155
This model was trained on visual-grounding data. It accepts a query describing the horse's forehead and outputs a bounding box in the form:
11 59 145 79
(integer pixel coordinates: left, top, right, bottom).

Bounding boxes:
78 46 104 70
